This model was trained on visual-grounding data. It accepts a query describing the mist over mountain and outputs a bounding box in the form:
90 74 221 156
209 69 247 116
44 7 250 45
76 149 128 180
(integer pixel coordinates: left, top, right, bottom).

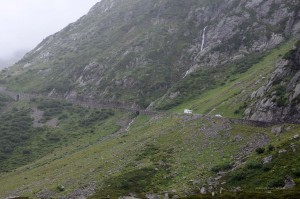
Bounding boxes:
0 49 28 69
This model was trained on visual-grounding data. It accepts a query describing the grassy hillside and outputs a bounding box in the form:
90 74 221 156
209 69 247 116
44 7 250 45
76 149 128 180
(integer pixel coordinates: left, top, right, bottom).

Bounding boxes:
1 99 300 198
184 128 300 199
0 39 300 198
0 97 125 173
0 1 300 197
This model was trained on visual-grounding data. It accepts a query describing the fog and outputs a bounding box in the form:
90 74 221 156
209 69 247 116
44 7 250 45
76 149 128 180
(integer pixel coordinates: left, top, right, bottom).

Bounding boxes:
0 0 100 63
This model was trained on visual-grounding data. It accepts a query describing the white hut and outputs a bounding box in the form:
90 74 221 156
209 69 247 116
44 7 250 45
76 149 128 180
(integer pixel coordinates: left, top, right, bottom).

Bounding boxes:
184 109 193 114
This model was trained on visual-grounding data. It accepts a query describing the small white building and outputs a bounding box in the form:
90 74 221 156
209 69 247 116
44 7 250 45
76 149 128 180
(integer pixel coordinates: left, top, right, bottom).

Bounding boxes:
215 114 222 118
184 109 193 114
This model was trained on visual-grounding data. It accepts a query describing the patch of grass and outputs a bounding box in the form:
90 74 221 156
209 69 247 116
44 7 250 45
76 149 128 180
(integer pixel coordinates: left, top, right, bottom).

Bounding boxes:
0 107 34 172
0 94 12 109
79 109 114 127
246 161 262 170
89 167 158 198
0 113 275 198
36 98 73 122
0 99 120 173
225 134 300 190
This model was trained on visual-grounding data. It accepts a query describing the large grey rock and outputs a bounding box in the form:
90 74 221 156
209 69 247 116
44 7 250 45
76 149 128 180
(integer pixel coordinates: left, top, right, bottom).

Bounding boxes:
272 126 283 136
284 176 296 189
292 83 300 100
146 193 159 199
163 192 169 199
279 149 287 154
200 187 207 194
262 155 273 164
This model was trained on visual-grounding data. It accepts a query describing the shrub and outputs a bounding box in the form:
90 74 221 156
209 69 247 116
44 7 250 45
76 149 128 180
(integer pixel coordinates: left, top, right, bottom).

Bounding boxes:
262 164 272 172
268 144 275 151
246 161 262 170
57 185 65 192
292 168 300 177
255 147 265 154
268 178 285 188
231 171 246 181
22 149 32 155
211 162 233 173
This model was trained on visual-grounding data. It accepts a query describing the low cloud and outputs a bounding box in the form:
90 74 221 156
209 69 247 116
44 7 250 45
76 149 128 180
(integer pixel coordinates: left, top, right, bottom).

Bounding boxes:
0 0 100 60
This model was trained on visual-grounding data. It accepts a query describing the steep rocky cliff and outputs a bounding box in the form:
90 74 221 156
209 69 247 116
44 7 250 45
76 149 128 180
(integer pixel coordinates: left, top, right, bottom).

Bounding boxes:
245 40 300 122
2 0 300 108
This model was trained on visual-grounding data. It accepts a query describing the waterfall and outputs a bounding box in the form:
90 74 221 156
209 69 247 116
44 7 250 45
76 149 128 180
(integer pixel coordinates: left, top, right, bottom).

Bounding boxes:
183 26 208 79
201 26 207 51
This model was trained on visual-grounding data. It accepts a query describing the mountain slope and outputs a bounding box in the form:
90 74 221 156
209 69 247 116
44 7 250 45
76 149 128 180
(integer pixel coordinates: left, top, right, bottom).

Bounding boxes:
1 0 300 109
1 0 300 198
0 94 300 198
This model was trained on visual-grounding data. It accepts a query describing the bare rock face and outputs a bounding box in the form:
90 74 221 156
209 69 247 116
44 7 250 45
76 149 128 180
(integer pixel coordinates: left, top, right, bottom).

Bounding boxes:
245 41 300 123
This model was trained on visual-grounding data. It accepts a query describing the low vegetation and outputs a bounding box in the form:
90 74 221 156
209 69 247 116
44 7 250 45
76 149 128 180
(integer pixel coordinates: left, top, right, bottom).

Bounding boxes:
225 134 300 190
0 98 119 173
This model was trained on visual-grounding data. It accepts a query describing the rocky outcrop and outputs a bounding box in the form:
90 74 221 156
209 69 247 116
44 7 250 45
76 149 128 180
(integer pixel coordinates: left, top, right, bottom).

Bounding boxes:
245 41 300 123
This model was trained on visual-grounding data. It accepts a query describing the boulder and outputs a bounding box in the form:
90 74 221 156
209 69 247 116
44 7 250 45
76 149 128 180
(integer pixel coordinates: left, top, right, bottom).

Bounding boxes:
279 149 287 154
200 187 207 194
146 193 159 199
262 155 273 164
284 176 296 189
272 126 283 136
163 192 169 199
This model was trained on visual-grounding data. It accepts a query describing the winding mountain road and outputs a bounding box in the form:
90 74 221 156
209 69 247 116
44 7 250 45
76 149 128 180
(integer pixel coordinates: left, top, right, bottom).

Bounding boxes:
0 87 288 127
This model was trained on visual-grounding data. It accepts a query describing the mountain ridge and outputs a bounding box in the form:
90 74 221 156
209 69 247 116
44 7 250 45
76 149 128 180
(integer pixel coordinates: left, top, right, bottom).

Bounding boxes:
2 0 300 109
